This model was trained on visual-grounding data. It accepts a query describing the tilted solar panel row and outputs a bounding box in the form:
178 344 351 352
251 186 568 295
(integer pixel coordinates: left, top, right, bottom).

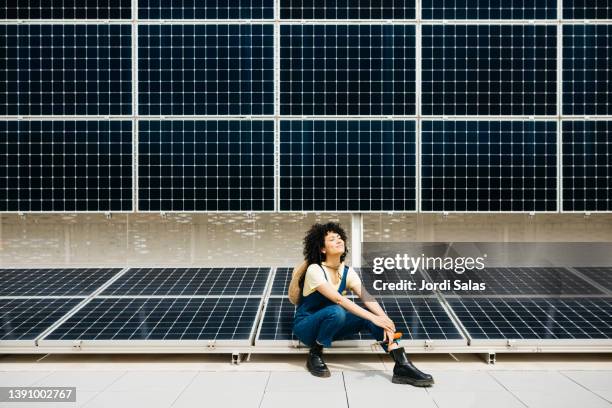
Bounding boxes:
1 267 611 349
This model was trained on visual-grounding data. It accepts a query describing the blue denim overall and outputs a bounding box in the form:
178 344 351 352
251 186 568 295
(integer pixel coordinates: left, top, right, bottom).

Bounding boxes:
292 264 389 350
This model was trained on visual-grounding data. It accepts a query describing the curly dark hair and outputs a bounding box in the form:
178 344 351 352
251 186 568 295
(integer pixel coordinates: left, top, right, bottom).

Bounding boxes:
302 222 349 265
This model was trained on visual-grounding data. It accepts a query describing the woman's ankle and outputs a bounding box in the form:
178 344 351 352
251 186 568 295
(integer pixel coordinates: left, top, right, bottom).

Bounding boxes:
387 342 399 351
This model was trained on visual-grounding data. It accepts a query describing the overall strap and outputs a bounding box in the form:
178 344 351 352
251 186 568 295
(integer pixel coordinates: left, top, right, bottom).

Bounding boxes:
318 264 329 281
338 265 349 293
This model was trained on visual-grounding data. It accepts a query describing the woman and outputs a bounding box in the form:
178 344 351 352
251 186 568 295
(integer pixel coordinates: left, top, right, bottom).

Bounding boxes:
288 222 434 387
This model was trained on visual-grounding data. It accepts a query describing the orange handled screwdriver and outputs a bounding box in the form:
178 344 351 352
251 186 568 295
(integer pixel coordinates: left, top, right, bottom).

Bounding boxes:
376 331 403 345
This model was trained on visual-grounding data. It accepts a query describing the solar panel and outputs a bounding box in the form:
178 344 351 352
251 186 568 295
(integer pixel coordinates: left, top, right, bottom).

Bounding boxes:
257 297 463 342
1 25 132 116
139 0 274 19
421 25 557 116
573 267 612 292
44 297 261 341
424 267 606 296
138 24 274 116
563 1 611 19
280 1 415 19
422 0 556 19
563 25 611 116
562 121 611 212
138 120 275 212
0 298 82 341
421 121 558 212
99 267 270 296
271 268 293 296
0 268 122 297
0 0 132 19
0 121 133 212
280 25 416 116
279 120 416 212
448 297 612 340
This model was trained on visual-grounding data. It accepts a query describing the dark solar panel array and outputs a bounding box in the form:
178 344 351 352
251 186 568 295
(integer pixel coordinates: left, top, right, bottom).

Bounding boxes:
422 25 557 116
138 120 275 212
45 297 261 341
0 121 133 212
424 267 606 296
280 0 415 19
563 25 612 116
448 297 612 340
562 121 611 212
0 0 132 19
138 24 274 116
421 121 558 212
0 268 122 297
0 25 132 116
563 1 612 19
280 25 416 116
422 0 556 19
279 120 416 212
0 298 82 341
139 0 274 19
573 267 612 293
99 267 270 296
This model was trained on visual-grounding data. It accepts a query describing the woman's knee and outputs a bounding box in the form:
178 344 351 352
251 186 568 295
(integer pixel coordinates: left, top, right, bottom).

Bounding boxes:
322 304 347 323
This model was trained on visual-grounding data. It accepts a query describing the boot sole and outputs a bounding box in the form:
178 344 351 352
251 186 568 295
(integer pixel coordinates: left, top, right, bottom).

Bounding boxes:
392 375 434 387
306 361 331 378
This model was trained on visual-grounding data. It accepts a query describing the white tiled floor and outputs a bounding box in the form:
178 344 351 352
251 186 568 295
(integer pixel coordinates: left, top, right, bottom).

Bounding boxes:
1 354 611 408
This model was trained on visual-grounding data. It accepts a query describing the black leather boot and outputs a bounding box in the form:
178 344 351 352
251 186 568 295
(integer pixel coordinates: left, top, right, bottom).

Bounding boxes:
306 342 331 378
389 346 434 386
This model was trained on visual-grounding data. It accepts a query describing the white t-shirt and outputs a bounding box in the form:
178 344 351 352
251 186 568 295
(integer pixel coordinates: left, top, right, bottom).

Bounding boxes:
302 262 361 297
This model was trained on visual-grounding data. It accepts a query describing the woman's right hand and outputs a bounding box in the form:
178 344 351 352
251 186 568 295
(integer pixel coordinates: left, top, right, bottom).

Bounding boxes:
371 315 395 333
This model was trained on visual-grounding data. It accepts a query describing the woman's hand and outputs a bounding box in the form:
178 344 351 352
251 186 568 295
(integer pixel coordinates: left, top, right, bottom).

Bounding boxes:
383 329 396 345
371 314 395 333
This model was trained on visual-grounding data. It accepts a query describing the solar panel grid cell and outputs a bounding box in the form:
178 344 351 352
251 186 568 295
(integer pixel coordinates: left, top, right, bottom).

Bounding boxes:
421 121 558 212
279 120 416 211
138 120 275 211
562 121 612 212
138 24 274 116
1 25 132 116
0 121 133 212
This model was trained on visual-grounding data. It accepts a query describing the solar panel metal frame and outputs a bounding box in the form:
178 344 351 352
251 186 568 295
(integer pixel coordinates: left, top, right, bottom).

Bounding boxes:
38 297 265 348
36 266 274 352
0 297 85 350
420 266 608 297
0 267 129 352
442 296 612 351
98 267 271 297
568 267 612 295
0 268 125 297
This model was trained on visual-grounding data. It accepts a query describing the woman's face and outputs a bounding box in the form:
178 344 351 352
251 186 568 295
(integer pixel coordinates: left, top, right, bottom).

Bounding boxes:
322 231 345 258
